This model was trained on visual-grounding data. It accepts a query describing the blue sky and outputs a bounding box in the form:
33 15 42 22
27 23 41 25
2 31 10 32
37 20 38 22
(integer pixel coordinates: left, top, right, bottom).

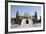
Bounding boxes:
11 5 41 17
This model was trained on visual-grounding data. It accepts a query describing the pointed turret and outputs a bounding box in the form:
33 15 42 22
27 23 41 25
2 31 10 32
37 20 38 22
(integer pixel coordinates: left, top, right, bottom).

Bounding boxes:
16 11 19 18
35 11 37 19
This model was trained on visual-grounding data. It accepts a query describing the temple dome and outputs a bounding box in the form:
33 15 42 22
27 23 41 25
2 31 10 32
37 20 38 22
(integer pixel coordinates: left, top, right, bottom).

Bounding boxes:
24 12 32 19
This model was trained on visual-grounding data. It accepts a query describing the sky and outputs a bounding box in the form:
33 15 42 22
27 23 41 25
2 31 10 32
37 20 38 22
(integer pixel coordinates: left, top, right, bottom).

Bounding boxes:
11 5 41 18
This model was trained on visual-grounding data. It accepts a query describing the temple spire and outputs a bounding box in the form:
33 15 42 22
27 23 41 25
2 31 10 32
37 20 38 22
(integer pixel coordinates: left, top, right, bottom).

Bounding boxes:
35 11 37 19
16 11 19 18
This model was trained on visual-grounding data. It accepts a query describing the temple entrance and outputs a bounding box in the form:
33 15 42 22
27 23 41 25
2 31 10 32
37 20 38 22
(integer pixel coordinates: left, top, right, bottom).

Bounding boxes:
19 18 33 28
26 19 29 24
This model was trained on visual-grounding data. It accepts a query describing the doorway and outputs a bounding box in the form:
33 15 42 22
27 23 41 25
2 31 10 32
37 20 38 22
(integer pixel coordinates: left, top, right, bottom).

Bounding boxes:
26 19 29 24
